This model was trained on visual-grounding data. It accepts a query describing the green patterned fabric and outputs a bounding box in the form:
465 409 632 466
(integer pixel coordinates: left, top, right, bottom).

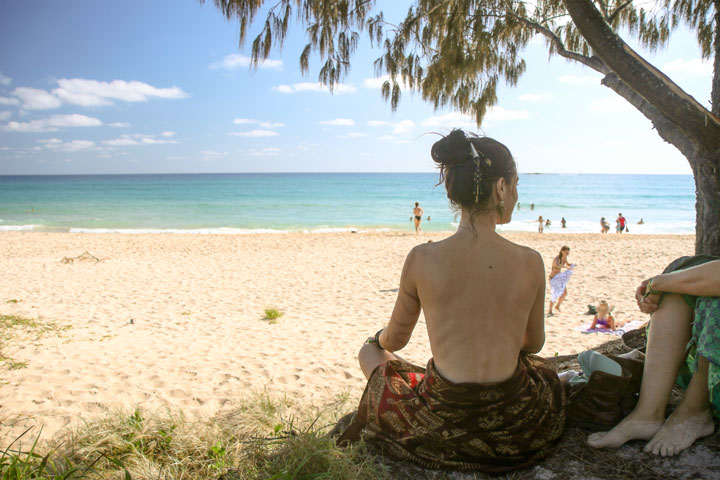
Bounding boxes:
675 296 720 419
660 255 720 419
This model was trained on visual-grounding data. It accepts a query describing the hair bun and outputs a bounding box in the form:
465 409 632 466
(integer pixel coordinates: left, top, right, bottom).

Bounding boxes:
431 129 473 167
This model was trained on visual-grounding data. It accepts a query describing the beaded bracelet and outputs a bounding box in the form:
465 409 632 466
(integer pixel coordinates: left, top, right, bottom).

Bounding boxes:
367 328 385 350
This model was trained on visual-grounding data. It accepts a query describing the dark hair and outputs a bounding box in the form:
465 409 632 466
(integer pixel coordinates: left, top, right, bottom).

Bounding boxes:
415 202 419 206
431 130 516 212
558 245 570 258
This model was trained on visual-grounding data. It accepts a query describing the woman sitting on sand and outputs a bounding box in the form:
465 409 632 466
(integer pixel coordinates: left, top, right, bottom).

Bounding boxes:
547 246 574 317
336 130 565 473
588 256 719 456
589 300 619 330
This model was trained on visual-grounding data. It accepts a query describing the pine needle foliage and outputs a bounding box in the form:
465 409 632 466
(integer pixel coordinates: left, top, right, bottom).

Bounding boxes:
200 0 716 125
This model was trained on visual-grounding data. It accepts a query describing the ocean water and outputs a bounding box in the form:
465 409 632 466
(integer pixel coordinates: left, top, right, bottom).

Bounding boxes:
0 173 695 234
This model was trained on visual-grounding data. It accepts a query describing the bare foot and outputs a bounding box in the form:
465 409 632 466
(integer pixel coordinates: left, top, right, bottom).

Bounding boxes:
587 415 663 449
644 409 715 457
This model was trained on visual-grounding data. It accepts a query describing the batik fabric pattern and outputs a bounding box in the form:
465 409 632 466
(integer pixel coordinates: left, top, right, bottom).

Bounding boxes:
337 354 565 473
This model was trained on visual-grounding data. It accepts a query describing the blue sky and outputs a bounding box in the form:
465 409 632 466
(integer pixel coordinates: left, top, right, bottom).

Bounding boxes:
0 1 712 175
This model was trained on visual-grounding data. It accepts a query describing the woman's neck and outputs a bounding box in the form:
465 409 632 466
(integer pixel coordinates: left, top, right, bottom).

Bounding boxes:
457 208 497 233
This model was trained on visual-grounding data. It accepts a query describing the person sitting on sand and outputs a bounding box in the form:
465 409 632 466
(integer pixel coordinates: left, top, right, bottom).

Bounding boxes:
336 130 565 473
589 300 617 330
547 246 574 316
588 256 720 456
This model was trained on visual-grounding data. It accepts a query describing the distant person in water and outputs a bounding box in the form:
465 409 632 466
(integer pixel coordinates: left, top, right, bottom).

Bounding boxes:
600 217 610 234
538 216 544 233
413 202 424 234
530 203 535 210
545 219 551 227
561 217 567 229
638 218 645 225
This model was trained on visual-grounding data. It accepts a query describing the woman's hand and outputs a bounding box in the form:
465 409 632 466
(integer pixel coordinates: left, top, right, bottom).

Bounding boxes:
635 279 660 314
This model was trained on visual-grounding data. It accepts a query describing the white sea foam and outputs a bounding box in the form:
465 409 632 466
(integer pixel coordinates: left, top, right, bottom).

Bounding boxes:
0 224 37 231
68 227 289 234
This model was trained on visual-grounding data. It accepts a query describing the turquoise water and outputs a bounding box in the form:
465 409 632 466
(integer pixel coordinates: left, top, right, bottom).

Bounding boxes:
0 173 695 234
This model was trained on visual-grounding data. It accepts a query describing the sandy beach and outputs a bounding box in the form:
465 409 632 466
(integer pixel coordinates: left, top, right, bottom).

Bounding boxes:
0 231 694 446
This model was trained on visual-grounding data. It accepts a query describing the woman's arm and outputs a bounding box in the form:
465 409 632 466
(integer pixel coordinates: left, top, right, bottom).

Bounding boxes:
608 315 616 331
378 248 422 352
589 315 598 330
522 252 546 353
649 260 720 297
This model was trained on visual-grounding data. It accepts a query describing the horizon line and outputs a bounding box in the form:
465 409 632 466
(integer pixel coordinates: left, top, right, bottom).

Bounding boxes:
0 171 694 176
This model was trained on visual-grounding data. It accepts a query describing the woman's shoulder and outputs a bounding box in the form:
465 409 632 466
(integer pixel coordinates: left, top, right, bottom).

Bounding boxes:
500 237 544 265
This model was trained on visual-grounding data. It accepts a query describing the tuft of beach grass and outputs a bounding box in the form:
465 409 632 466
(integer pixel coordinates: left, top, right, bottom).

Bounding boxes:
263 308 284 324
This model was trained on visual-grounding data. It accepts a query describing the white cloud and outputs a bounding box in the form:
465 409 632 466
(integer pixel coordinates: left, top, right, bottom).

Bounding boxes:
366 119 415 134
421 112 477 129
160 131 175 137
52 78 188 106
484 106 530 122
272 82 357 94
233 118 284 129
518 93 551 102
0 96 20 106
3 114 102 132
0 72 11 86
339 132 369 138
378 135 396 141
38 138 95 152
102 133 179 146
201 150 228 161
319 118 354 126
557 75 599 86
588 96 634 113
662 58 712 76
109 122 130 127
247 147 281 156
209 54 283 70
363 76 388 89
0 111 11 121
13 87 63 110
227 129 279 137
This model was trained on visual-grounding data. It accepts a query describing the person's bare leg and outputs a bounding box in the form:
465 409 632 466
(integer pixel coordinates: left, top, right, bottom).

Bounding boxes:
644 355 715 456
359 342 403 379
555 290 567 312
588 294 693 448
547 300 554 316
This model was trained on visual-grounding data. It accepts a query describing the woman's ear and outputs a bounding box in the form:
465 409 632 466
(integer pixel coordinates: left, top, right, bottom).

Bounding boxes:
495 177 507 200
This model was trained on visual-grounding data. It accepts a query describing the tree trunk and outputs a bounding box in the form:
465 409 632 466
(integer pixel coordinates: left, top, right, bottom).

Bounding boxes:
694 149 720 255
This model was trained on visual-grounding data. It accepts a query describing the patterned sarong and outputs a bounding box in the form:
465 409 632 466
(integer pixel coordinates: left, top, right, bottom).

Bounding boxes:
661 255 720 419
337 354 565 473
550 269 573 302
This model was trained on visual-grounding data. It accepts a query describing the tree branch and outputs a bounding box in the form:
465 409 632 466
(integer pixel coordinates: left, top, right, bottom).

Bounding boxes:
607 0 634 24
512 15 609 73
601 73 700 160
563 0 720 150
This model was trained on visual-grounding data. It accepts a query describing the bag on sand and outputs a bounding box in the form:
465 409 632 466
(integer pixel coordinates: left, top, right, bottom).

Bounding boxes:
566 351 644 431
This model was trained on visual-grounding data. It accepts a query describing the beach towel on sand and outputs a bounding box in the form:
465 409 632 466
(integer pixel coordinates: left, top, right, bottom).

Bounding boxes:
336 354 565 473
577 320 643 336
550 269 574 302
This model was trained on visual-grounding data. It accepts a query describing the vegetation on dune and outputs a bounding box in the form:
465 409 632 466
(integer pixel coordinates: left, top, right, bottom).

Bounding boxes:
1 394 389 480
202 0 720 254
263 308 284 324
0 314 69 370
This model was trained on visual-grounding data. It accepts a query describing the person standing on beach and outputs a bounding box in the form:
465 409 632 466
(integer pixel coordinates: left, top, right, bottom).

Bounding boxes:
561 217 567 229
538 215 544 233
547 246 574 316
413 202 424 234
617 213 627 233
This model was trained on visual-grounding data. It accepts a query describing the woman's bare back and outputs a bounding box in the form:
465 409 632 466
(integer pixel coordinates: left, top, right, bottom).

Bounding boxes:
409 231 546 383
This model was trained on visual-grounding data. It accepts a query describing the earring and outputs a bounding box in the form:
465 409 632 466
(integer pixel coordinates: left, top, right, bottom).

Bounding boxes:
497 200 505 219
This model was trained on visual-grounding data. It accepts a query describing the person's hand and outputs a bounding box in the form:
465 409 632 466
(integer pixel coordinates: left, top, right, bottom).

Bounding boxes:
636 279 660 314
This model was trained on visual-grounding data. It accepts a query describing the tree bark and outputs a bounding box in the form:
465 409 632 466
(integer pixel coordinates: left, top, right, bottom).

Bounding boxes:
693 149 720 255
562 0 720 150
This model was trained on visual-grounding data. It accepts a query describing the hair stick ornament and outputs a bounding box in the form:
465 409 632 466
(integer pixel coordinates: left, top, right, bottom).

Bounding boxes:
470 143 481 203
